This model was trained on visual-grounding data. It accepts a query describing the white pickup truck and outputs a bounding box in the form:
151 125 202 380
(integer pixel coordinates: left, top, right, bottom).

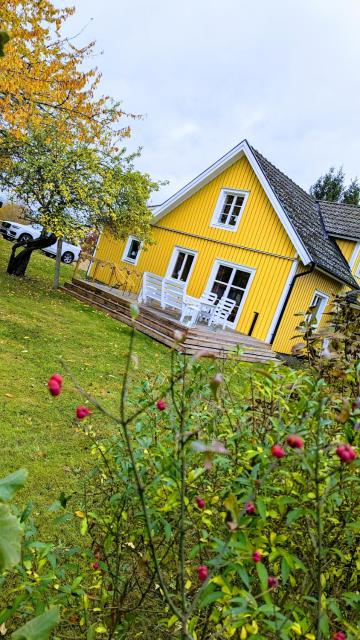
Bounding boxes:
0 220 81 264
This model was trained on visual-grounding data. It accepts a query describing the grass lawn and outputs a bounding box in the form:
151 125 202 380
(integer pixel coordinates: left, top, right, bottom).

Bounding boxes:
0 237 169 539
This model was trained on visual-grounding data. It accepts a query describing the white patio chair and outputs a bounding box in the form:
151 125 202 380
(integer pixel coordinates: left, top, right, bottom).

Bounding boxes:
162 278 186 312
199 291 218 322
138 272 163 305
208 297 236 330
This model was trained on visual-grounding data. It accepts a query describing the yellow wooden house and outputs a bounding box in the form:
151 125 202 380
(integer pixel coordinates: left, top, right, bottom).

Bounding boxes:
92 140 360 354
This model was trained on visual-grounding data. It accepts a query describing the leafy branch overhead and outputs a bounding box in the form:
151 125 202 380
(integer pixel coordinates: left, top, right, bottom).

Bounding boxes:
0 124 160 243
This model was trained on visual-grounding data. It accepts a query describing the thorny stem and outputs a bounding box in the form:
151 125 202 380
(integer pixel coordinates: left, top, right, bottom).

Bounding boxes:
178 355 188 638
315 396 324 640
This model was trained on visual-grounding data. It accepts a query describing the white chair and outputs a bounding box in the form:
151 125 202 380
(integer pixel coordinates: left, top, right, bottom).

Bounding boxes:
199 291 218 322
180 295 201 327
162 279 186 312
208 297 236 330
138 272 163 305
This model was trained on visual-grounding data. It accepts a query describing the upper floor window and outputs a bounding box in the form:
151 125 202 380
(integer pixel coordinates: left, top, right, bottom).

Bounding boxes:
210 188 249 232
122 236 142 265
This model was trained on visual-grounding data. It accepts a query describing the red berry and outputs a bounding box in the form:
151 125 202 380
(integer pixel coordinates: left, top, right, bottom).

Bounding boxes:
76 406 92 420
197 565 208 582
267 576 279 589
271 444 285 459
332 633 346 640
245 500 256 514
336 444 357 463
195 496 205 509
50 373 63 386
48 378 61 396
92 562 100 570
252 550 262 563
286 434 304 449
156 399 166 411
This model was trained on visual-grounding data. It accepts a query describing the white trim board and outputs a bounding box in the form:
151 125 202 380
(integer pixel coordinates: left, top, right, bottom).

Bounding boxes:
265 259 299 343
349 242 360 270
153 139 311 265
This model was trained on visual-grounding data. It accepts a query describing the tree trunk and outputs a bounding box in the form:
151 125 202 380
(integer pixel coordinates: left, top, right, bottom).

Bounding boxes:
53 237 63 289
7 233 57 277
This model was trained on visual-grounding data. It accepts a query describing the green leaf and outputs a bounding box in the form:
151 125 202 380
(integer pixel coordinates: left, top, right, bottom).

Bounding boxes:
0 469 28 502
286 508 304 525
199 591 224 608
11 607 60 639
319 612 329 636
256 498 266 521
256 562 271 604
0 503 23 572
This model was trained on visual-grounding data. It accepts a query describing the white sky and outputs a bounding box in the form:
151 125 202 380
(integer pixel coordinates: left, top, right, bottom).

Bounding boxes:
60 1 360 202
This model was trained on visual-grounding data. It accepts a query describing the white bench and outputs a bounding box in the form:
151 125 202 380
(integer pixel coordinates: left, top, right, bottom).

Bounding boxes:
162 278 186 311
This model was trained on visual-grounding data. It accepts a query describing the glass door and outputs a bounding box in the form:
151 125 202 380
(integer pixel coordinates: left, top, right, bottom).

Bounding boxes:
209 262 252 325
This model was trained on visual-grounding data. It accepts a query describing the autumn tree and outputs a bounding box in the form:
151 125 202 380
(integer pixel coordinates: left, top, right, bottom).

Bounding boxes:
0 123 158 287
0 1 133 143
310 166 360 205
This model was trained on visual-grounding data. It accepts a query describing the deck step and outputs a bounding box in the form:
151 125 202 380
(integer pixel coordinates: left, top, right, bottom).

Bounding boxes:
61 280 278 363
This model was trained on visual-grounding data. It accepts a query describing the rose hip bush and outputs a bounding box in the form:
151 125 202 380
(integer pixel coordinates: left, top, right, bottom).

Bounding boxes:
1 300 359 639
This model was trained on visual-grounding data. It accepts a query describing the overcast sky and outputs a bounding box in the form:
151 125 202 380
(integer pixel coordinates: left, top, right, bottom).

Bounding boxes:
63 1 360 203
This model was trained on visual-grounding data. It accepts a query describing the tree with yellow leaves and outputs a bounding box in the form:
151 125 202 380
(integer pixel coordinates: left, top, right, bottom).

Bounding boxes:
0 0 132 143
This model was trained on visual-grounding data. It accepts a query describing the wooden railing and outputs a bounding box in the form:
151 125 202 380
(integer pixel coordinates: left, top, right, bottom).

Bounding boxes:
72 252 143 296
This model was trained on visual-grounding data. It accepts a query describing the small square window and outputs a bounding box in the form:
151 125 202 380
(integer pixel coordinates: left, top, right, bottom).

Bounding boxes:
211 189 249 231
122 236 142 265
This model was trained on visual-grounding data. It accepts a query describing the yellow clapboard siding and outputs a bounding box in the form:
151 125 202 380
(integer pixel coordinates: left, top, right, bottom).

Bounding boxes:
272 269 343 353
157 155 295 257
335 239 356 262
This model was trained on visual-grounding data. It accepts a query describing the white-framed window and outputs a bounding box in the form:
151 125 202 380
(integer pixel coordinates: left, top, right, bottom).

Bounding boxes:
122 236 142 265
166 247 197 283
308 290 329 327
205 259 256 327
356 261 360 278
210 188 249 232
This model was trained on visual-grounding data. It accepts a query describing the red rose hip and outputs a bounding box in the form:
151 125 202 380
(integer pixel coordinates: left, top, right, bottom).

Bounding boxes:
271 444 285 458
286 434 303 449
48 378 61 396
197 565 208 582
195 496 205 509
76 406 92 420
245 500 256 514
156 399 166 411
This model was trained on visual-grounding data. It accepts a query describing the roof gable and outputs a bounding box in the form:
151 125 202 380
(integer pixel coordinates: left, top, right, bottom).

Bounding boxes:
153 140 310 264
153 140 358 288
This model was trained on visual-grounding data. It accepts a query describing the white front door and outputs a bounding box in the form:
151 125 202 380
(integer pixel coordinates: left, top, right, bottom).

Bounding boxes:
207 260 255 327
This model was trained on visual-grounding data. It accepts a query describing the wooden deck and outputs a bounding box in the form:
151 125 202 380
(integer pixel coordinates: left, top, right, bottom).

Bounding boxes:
61 279 278 363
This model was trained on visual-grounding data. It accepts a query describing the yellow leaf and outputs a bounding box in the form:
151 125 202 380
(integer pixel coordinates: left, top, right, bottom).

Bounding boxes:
290 622 302 635
75 510 85 518
240 627 248 639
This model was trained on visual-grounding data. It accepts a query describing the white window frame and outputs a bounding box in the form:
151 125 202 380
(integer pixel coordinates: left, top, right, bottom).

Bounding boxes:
204 258 256 328
308 290 329 327
210 188 250 232
166 246 198 283
122 236 142 266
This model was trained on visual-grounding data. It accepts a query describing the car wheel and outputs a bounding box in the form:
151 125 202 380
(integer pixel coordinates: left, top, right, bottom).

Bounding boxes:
61 251 75 264
18 233 33 242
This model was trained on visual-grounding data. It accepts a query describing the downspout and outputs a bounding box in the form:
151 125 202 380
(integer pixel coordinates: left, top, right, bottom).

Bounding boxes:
270 262 315 345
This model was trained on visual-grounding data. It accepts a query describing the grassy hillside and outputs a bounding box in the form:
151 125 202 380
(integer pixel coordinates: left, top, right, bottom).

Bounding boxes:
0 237 169 536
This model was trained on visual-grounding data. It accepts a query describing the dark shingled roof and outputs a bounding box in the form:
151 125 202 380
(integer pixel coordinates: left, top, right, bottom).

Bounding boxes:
250 146 358 288
318 201 360 241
